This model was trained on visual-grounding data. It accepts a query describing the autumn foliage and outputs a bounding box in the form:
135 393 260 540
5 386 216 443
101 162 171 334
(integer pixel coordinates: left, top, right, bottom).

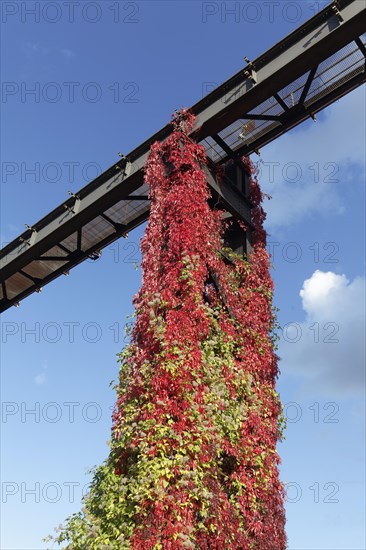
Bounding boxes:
52 110 286 549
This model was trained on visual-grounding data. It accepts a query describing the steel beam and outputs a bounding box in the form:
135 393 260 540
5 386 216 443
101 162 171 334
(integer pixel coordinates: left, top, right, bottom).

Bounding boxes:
236 69 365 157
192 0 365 137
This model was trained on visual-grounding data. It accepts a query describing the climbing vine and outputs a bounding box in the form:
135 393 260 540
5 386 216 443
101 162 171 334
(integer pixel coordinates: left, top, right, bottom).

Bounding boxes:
49 110 286 549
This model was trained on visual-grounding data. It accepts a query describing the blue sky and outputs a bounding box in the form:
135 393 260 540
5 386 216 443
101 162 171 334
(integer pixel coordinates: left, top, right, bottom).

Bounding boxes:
1 1 365 548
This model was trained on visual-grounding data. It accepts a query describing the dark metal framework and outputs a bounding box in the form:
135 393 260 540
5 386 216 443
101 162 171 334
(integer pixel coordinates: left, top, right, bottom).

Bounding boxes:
1 0 365 312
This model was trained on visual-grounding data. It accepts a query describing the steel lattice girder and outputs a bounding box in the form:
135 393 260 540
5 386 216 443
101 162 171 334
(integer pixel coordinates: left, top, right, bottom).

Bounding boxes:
1 0 365 312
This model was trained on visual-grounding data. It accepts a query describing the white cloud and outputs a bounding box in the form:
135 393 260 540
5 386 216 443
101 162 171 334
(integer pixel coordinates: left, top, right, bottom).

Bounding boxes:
34 372 46 385
299 270 351 317
23 42 49 58
259 86 366 229
280 270 365 397
21 43 75 59
34 362 48 385
60 48 75 58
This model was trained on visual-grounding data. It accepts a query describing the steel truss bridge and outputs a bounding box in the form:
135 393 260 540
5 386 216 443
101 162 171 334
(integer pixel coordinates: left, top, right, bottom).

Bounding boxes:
1 0 365 313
